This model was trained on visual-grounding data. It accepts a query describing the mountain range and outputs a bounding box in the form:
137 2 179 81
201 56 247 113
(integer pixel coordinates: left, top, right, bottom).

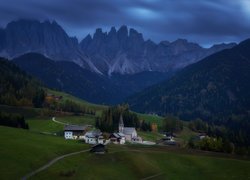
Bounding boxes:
0 19 236 75
13 53 171 104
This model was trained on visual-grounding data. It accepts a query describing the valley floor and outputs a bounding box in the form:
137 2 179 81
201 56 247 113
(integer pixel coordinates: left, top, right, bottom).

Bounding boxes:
0 125 250 179
29 144 250 180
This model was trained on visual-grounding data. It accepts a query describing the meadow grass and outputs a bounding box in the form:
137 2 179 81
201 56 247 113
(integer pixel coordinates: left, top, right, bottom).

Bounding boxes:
56 115 96 126
27 117 64 134
46 89 106 112
138 131 163 141
33 145 250 180
137 113 164 127
0 126 89 179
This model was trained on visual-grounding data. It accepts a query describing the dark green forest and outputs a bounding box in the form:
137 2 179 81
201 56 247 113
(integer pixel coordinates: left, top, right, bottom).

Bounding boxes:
0 57 45 107
95 105 151 133
0 112 28 129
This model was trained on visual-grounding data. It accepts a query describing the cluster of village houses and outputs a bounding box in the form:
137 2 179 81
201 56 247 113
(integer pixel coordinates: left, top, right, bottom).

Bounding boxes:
64 115 142 145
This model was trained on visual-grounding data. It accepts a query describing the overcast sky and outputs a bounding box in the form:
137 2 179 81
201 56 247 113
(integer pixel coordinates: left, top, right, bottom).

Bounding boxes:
0 0 250 47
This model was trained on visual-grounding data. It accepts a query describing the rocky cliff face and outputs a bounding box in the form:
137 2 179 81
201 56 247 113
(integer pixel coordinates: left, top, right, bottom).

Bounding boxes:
1 20 77 59
80 26 236 75
0 19 236 75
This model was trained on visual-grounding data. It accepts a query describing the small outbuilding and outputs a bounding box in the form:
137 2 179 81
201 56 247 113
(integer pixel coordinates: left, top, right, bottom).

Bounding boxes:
90 144 106 154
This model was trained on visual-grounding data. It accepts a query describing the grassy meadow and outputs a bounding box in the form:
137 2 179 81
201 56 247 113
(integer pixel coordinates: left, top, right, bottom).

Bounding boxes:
0 126 89 179
1 90 250 179
32 145 250 180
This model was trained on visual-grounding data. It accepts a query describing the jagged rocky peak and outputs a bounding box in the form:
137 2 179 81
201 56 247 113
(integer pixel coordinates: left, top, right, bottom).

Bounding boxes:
2 19 80 60
0 20 238 75
117 25 129 40
145 39 156 46
129 28 144 42
80 34 92 49
84 34 92 41
93 28 107 39
108 26 117 36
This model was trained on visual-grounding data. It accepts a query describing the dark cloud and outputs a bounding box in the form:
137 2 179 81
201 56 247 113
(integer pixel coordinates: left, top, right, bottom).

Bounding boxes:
0 0 249 46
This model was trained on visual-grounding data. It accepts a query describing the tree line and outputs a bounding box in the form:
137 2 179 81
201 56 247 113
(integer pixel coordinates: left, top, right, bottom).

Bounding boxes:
95 105 151 133
0 111 29 129
188 118 250 155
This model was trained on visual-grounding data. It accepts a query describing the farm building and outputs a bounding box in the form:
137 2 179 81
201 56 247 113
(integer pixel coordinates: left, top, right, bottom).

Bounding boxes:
90 144 106 154
64 125 87 139
84 130 104 144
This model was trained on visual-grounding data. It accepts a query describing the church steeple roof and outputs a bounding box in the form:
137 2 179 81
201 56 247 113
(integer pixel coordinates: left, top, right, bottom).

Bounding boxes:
119 114 124 126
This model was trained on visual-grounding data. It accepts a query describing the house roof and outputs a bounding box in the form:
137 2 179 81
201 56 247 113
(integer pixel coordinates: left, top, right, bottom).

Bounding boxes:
90 144 106 153
117 132 125 137
64 125 87 131
110 133 125 139
85 130 102 138
111 133 120 138
123 127 136 135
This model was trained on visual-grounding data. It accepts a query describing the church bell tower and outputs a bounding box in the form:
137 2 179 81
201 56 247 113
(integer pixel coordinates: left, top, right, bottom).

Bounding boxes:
119 114 124 133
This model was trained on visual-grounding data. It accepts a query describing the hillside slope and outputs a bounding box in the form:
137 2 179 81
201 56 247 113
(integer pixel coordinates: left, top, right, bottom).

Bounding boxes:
0 57 44 107
128 39 250 121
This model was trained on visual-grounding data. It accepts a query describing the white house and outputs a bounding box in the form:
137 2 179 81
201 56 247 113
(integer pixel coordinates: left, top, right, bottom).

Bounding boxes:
64 125 87 139
109 132 126 144
84 130 103 144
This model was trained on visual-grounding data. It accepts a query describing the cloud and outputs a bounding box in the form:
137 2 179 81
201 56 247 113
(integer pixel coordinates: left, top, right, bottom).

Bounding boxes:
0 0 249 46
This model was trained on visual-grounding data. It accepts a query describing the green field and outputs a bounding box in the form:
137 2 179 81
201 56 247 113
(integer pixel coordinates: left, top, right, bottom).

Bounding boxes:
1 90 250 179
1 117 250 179
55 115 96 126
0 126 89 179
27 115 96 135
138 131 163 141
137 113 164 127
32 145 250 179
27 117 64 134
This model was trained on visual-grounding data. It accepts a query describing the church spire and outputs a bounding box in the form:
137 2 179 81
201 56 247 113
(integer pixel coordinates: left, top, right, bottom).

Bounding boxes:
119 113 124 133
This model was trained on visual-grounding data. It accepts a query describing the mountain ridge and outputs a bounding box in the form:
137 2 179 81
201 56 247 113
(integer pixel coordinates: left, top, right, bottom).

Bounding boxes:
0 19 236 75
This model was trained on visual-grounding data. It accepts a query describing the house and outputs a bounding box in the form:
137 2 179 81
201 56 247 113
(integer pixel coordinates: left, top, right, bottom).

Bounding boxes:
90 144 106 154
64 125 87 139
118 114 140 142
109 133 126 144
84 130 103 144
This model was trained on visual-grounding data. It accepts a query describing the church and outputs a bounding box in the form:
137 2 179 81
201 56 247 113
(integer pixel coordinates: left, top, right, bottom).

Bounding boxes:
118 114 138 141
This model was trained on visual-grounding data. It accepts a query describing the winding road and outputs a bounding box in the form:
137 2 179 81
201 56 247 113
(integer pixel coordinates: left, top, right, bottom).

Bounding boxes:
22 149 90 180
51 117 68 125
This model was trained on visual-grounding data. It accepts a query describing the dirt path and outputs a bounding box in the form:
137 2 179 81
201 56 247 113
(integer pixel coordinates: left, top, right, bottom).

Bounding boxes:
22 149 90 180
51 117 68 125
